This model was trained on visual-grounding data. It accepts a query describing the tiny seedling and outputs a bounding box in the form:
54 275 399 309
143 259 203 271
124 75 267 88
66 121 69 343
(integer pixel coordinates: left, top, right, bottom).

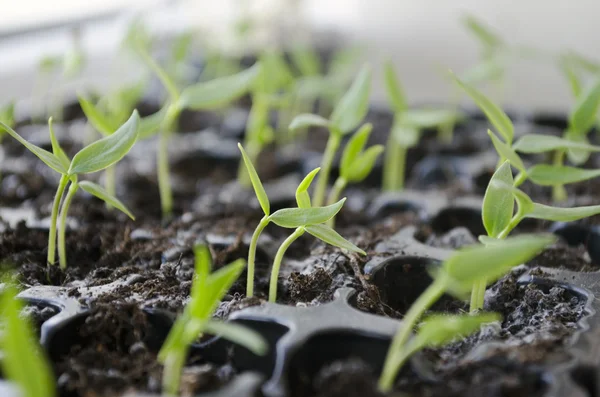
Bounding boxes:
289 64 372 207
0 112 139 269
0 280 56 397
326 123 383 227
137 42 261 218
238 144 365 301
378 234 554 391
159 246 267 396
383 61 463 191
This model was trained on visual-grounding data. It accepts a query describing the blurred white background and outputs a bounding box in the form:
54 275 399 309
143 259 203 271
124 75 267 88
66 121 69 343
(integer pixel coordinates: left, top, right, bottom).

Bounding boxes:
2 0 599 111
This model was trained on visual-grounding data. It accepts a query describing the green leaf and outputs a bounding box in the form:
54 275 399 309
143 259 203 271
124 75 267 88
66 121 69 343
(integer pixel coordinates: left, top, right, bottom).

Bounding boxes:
488 130 526 172
461 58 504 85
559 57 582 98
0 101 15 128
79 181 135 220
527 164 600 186
290 45 321 77
78 95 117 136
345 145 384 183
391 117 420 148
289 114 330 131
564 132 591 165
383 60 407 113
482 161 514 238
0 283 57 397
305 223 366 255
258 51 294 93
412 313 500 350
568 78 600 134
340 123 372 178
478 235 503 245
454 76 514 144
192 259 245 319
330 64 372 134
526 203 600 222
513 134 600 154
441 234 555 290
179 63 261 110
138 105 169 139
296 168 320 208
204 320 268 356
69 110 139 175
399 108 463 129
490 180 534 215
269 199 346 228
0 121 68 174
238 143 270 216
48 117 70 168
462 14 503 50
191 245 212 301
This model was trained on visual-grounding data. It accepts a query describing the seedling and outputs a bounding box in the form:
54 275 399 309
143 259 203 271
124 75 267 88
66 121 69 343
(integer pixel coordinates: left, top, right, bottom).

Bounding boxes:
326 123 384 227
159 245 267 396
0 112 139 269
289 64 372 207
383 61 463 191
0 280 56 397
378 234 555 391
238 144 365 301
137 42 261 218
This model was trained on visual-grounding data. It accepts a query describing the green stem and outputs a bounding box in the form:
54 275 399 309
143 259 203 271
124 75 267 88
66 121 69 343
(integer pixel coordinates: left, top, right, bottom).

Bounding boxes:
552 150 567 202
326 177 347 228
513 171 527 187
313 132 341 207
58 180 79 270
383 136 406 192
104 164 116 210
378 276 446 392
161 347 188 396
247 216 270 297
269 227 305 302
47 175 69 265
469 279 487 312
157 105 180 219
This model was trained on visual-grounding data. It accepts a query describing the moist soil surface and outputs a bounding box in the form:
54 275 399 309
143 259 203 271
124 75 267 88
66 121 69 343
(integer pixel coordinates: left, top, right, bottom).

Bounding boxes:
0 103 597 396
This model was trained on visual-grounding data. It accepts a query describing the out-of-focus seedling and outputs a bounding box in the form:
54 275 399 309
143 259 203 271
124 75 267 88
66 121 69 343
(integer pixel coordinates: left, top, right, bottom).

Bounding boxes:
159 246 267 396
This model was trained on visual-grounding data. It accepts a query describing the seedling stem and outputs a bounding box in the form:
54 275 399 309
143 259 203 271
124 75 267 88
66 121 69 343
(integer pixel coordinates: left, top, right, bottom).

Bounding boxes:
313 131 341 207
269 226 305 302
47 175 69 264
58 179 79 269
248 215 270 297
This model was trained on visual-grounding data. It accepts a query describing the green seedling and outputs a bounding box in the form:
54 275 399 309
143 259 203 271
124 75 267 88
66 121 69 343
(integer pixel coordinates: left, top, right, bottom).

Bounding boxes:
238 144 365 301
378 234 555 391
383 61 464 191
469 160 600 312
137 42 261 218
159 245 267 396
289 64 372 207
326 123 383 227
0 112 139 269
0 280 56 397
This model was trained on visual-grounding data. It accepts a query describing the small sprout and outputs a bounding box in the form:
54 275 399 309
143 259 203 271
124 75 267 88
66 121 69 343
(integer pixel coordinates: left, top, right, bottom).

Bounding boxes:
326 123 384 227
159 246 267 396
289 64 372 207
0 280 56 397
238 144 365 301
137 41 261 218
0 112 139 269
378 235 553 391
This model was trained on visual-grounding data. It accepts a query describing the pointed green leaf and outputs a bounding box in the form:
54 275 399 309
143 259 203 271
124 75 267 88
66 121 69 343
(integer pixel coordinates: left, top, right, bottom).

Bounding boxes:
383 60 407 113
305 223 366 255
48 117 70 168
191 245 212 302
179 63 261 110
412 313 500 350
192 259 245 319
513 134 600 154
137 43 180 102
568 78 600 134
0 121 67 174
78 95 117 136
564 131 591 165
559 57 582 98
399 108 464 129
296 168 320 208
290 45 321 77
526 203 600 222
270 199 346 228
490 180 535 215
454 76 513 144
139 105 169 139
340 123 372 178
462 14 503 49
79 181 135 220
204 320 267 356
289 114 331 131
482 161 514 238
238 143 270 215
346 145 384 183
461 58 504 85
330 64 372 134
69 110 139 175
488 130 526 172
391 117 420 148
527 164 600 186
0 284 57 397
442 234 555 289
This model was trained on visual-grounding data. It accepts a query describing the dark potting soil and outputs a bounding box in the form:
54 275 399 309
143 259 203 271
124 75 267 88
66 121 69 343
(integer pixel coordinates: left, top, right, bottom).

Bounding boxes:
0 104 597 397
